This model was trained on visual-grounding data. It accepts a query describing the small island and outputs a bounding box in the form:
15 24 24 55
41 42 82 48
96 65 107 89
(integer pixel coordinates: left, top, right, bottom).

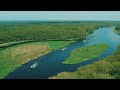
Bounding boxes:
62 44 109 64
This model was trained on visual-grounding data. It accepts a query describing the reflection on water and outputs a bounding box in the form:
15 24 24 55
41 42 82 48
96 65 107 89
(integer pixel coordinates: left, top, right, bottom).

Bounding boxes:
5 27 120 79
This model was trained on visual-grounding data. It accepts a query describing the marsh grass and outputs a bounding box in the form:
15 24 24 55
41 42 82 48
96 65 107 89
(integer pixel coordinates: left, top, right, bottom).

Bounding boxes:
0 42 51 79
63 44 109 64
47 41 75 50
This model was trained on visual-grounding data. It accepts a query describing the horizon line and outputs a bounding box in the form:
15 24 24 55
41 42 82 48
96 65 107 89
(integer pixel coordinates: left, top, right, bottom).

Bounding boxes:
0 20 120 22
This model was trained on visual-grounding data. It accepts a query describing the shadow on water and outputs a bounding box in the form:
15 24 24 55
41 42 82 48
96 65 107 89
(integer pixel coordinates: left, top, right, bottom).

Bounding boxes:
4 26 120 79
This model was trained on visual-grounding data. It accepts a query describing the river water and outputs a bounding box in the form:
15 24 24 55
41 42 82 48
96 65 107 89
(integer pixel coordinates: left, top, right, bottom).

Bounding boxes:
4 27 120 79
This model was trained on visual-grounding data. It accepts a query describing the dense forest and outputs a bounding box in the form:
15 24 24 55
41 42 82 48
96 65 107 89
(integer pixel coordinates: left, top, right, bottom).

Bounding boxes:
0 22 118 44
0 23 97 43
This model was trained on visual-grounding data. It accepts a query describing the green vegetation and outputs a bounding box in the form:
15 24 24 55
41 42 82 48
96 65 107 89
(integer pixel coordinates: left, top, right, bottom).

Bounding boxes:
115 25 120 35
0 40 33 48
0 42 51 79
50 45 120 79
63 44 109 64
47 41 75 50
1 21 120 79
0 23 100 43
0 40 74 50
0 40 74 79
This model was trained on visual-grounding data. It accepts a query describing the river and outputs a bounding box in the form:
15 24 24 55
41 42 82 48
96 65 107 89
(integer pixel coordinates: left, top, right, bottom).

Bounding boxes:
4 27 120 79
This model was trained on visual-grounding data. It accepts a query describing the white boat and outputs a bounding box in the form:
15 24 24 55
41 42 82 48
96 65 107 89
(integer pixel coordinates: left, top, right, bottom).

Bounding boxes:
83 40 86 42
30 63 38 69
61 47 67 51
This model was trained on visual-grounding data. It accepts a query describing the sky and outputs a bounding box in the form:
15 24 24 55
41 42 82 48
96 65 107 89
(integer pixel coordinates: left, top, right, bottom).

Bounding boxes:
0 11 120 21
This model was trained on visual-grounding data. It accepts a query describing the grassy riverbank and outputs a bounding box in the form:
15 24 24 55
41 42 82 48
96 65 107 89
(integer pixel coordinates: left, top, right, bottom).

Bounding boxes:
0 40 34 48
63 44 109 64
114 25 120 35
48 41 76 50
114 30 120 35
50 45 120 79
0 42 51 79
0 41 74 79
